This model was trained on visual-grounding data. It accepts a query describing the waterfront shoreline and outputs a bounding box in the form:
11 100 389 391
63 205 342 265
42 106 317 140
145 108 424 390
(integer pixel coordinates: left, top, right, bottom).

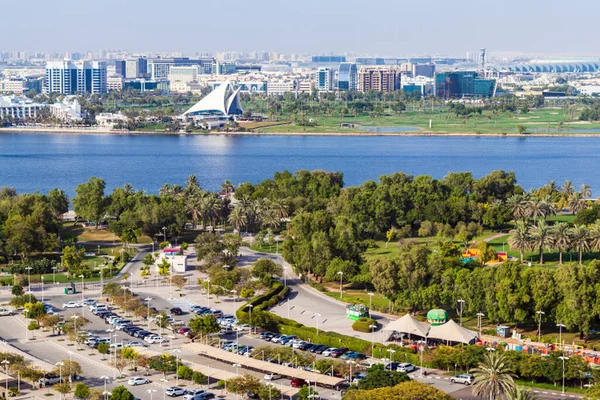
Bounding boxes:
3 126 600 138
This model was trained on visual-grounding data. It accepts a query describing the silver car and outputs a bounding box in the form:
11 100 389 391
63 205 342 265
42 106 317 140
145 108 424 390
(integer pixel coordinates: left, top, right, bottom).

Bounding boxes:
451 374 474 385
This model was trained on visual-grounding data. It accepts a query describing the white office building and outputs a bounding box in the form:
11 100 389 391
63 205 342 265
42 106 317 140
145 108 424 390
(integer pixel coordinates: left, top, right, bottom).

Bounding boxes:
315 67 335 91
45 60 107 94
0 96 44 119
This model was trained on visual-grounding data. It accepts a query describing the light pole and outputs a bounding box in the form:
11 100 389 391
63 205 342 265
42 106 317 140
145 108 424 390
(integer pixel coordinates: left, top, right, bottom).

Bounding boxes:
368 292 374 317
79 274 85 316
25 267 32 303
337 271 343 300
246 304 254 324
106 329 114 366
313 313 321 335
1 359 9 399
346 360 355 383
112 333 119 369
418 340 425 376
23 309 29 341
56 361 64 387
147 389 157 400
233 363 241 376
559 356 569 393
536 310 545 343
71 315 80 349
230 290 237 314
100 376 110 400
457 299 465 326
387 349 395 362
369 324 377 356
145 297 152 328
283 266 287 287
557 323 566 351
100 268 104 291
207 278 211 308
477 312 485 336
41 276 44 303
172 348 181 386
162 226 167 243
52 266 57 284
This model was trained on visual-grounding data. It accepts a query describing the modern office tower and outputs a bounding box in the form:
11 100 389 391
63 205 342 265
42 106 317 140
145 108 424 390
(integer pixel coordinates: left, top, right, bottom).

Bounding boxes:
44 60 107 94
125 57 148 78
338 62 358 91
115 60 126 77
315 67 335 91
434 71 496 98
358 66 401 92
147 58 215 80
412 63 436 78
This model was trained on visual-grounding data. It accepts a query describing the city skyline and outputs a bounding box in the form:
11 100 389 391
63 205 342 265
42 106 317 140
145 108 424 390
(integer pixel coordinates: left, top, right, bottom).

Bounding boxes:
3 0 599 56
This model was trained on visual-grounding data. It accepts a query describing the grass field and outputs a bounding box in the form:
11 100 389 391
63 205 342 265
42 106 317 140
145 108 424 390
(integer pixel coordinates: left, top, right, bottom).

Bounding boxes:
257 107 600 135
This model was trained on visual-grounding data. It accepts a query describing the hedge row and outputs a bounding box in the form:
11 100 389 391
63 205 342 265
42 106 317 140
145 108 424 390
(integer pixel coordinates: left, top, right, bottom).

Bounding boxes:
352 317 378 333
236 282 290 320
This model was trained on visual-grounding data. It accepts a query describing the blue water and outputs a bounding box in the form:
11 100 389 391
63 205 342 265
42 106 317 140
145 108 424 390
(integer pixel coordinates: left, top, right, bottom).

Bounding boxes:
1 133 600 195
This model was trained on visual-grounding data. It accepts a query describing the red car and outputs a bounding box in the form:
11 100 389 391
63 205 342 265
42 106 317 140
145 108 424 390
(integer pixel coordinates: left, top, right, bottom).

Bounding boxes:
291 378 307 388
177 327 190 335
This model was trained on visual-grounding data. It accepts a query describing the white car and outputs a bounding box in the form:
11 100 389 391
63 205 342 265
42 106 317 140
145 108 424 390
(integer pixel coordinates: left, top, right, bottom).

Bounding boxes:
125 341 146 347
110 343 124 350
145 335 167 344
234 324 252 332
321 348 337 357
62 301 81 308
397 363 417 373
264 373 282 381
128 377 150 386
183 389 206 400
165 387 187 397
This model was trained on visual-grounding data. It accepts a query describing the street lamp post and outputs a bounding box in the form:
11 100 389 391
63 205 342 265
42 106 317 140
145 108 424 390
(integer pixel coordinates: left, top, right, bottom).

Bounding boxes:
233 363 241 376
55 361 64 388
557 323 566 351
246 304 254 324
145 297 152 328
172 349 181 386
477 312 485 336
162 227 167 243
52 266 57 284
207 278 211 308
368 292 374 317
536 310 545 343
559 356 569 393
147 389 157 400
457 299 465 326
337 271 343 300
387 349 395 362
1 359 9 399
79 274 85 316
313 313 321 335
100 376 110 400
71 315 80 349
23 309 29 341
283 266 287 287
25 267 32 303
369 324 377 356
41 276 44 303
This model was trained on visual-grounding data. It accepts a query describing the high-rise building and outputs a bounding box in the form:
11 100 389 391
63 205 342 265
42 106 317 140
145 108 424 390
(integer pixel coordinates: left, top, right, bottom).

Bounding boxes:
44 60 107 94
412 64 436 78
315 67 335 91
434 71 496 98
147 58 214 80
125 57 147 79
338 63 358 91
115 60 126 77
358 67 401 92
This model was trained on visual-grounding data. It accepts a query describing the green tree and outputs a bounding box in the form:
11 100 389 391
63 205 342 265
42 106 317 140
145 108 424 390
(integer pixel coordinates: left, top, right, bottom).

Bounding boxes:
62 245 86 274
188 315 221 341
356 365 410 390
110 385 135 400
73 177 107 229
240 287 255 299
570 224 590 264
471 352 516 400
552 222 572 265
11 285 23 296
178 365 193 380
149 354 177 380
528 220 551 264
192 371 208 385
508 221 530 263
251 258 283 279
55 383 72 397
97 343 109 358
74 382 91 399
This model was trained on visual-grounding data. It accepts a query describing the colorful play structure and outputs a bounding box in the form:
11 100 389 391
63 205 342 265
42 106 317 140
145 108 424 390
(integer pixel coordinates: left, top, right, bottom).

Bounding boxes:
345 303 369 320
461 248 507 263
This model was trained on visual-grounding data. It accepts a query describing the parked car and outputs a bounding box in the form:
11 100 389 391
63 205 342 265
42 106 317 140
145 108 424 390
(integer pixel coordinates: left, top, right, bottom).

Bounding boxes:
312 345 328 354
128 377 150 386
165 386 187 397
177 327 191 335
264 373 282 381
170 307 183 315
234 324 252 332
451 374 474 385
291 378 307 387
385 362 400 371
82 299 96 306
125 341 146 347
196 393 214 399
39 374 62 386
331 347 348 357
259 332 274 340
62 301 80 308
184 389 206 396
321 347 338 357
397 363 416 373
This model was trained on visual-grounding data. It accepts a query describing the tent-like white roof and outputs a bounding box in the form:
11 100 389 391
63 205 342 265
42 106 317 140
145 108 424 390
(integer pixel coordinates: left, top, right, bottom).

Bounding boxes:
182 82 243 116
383 314 430 338
427 319 478 345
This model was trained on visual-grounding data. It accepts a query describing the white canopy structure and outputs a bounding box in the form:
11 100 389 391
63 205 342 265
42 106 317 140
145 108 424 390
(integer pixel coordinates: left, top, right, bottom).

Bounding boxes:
182 82 243 117
427 319 478 345
383 313 430 338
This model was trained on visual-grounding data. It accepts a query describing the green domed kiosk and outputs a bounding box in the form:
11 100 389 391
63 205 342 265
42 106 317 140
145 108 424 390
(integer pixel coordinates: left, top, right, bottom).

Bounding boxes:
427 309 447 326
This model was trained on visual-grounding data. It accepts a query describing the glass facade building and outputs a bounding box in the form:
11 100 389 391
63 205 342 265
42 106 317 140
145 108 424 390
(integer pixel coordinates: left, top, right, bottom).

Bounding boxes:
435 71 495 98
45 61 107 94
338 63 357 91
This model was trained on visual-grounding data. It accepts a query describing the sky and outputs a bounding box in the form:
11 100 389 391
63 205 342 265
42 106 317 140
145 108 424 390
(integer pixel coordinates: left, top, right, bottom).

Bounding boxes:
3 0 599 57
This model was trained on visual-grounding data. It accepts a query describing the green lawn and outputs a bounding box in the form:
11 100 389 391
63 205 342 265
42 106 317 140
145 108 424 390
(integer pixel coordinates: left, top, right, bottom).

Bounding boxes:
323 290 391 313
249 242 282 254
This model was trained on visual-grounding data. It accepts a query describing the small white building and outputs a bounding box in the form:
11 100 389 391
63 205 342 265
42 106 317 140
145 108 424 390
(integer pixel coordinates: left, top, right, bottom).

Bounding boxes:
156 247 188 273
49 96 83 121
96 112 129 128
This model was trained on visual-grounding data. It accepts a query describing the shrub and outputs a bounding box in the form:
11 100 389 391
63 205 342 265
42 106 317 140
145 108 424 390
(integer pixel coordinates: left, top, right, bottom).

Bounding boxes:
192 371 207 385
178 365 193 380
352 318 377 333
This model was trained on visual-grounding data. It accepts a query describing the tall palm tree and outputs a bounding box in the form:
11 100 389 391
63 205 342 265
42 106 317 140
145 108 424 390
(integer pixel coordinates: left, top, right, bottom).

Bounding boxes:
269 198 289 220
546 180 558 194
186 194 203 228
471 352 516 400
529 220 551 264
227 206 247 234
507 387 537 400
570 224 590 265
527 197 547 220
220 180 235 198
506 193 529 222
185 174 201 196
562 180 575 196
580 183 592 199
588 220 600 254
508 221 530 263
552 222 571 265
569 192 588 214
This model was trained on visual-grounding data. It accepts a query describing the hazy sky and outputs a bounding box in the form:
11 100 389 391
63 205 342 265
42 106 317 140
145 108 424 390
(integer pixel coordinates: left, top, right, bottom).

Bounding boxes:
4 0 598 56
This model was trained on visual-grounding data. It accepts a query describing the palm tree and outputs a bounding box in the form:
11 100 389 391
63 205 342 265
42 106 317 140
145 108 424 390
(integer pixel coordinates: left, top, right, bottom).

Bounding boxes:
580 184 592 199
507 387 537 400
508 221 530 263
227 206 247 234
527 197 547 220
221 180 235 198
528 220 551 264
471 352 516 400
552 222 571 265
569 192 588 214
570 224 590 265
588 220 600 254
186 194 203 228
546 180 558 194
185 174 201 195
506 193 529 222
562 180 575 196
